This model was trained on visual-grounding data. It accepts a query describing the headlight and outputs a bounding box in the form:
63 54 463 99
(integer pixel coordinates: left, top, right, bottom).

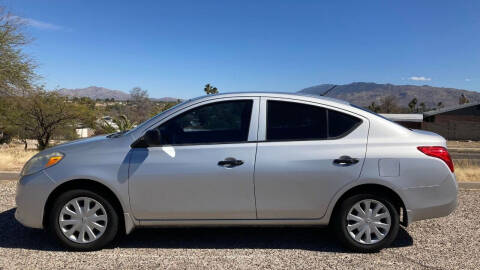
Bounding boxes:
21 152 65 176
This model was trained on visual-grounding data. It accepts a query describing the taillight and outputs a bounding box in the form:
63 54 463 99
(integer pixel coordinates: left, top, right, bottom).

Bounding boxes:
417 146 454 172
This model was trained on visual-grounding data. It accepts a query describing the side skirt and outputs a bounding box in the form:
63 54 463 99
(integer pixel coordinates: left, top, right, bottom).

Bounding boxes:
138 218 329 227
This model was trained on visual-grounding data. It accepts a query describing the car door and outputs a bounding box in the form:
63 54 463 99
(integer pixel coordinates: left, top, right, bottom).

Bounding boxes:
129 97 259 220
254 97 368 219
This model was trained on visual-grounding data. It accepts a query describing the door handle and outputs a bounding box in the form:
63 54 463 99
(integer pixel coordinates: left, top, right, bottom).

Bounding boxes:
218 157 244 168
333 156 359 166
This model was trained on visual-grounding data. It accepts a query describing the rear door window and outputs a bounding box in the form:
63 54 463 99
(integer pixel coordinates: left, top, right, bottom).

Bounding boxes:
266 100 361 141
266 100 327 141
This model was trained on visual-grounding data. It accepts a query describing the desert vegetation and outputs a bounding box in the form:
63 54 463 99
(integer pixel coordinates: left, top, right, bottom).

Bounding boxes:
454 159 480 182
0 6 183 150
0 143 37 171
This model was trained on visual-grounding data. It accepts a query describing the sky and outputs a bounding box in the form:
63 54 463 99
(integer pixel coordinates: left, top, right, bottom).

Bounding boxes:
4 0 480 99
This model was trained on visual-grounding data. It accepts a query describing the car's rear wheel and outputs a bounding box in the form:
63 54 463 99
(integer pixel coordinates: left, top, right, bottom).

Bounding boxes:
333 193 399 253
47 189 119 251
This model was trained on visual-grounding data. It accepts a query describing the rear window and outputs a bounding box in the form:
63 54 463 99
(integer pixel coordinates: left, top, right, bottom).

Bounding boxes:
350 103 409 130
328 109 362 138
266 100 362 141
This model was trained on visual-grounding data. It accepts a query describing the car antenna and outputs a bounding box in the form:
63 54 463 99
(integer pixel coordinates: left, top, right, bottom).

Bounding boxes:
320 85 337 96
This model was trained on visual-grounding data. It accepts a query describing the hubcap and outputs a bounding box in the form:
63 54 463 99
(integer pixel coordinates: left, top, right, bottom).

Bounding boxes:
59 197 108 244
346 199 391 245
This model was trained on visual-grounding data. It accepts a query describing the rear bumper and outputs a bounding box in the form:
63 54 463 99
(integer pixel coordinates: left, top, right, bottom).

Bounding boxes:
404 174 458 223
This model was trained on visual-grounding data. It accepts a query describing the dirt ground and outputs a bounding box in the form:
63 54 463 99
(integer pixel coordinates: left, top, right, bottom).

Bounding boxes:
0 180 479 269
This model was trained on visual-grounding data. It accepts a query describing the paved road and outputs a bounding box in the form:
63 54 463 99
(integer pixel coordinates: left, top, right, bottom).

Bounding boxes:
0 181 479 269
451 151 480 160
0 172 19 181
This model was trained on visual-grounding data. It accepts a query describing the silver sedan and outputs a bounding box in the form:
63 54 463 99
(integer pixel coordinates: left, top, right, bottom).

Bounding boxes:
15 92 457 252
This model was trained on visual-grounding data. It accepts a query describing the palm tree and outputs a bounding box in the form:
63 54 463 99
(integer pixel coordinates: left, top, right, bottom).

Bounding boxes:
367 102 380 113
100 115 136 133
114 115 136 131
459 94 469 105
408 98 418 112
204 84 219 95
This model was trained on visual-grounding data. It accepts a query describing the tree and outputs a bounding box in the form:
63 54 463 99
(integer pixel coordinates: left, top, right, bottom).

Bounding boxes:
367 102 380 113
130 87 149 102
0 120 31 149
148 100 182 118
419 102 426 112
114 115 136 131
204 83 219 95
379 95 398 113
408 98 418 112
0 8 36 95
127 87 152 123
0 130 12 144
459 94 469 105
98 115 136 133
0 89 96 150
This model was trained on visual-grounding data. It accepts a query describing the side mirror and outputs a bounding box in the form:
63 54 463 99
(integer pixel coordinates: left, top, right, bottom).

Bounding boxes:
143 129 162 146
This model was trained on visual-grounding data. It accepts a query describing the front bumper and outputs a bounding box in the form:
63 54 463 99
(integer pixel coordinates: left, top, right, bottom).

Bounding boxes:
15 171 55 229
404 173 458 223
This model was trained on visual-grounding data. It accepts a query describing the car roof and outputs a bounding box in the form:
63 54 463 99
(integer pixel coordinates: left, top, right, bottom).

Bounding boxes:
186 92 351 106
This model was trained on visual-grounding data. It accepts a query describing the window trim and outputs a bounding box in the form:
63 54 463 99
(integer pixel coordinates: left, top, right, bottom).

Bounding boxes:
132 98 260 148
259 97 364 143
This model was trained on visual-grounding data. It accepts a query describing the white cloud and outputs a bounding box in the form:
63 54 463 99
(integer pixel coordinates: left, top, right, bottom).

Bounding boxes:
6 15 64 31
465 78 471 82
408 76 431 81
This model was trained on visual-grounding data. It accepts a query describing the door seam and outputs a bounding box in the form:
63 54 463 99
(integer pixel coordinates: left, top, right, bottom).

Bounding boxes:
252 97 262 219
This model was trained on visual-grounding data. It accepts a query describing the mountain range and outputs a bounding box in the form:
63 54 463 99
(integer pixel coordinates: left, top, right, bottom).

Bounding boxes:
57 83 480 108
299 82 480 108
56 86 179 102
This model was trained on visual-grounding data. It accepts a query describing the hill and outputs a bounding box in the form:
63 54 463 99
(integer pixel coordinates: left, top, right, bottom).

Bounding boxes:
56 86 178 102
298 82 480 108
57 86 130 100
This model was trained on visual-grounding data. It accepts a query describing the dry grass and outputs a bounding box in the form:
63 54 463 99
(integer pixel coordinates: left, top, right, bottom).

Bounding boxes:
454 159 480 182
0 144 38 171
448 140 480 150
447 141 480 181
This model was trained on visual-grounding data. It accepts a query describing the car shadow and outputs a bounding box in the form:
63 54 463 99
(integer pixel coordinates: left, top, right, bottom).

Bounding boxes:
0 208 413 252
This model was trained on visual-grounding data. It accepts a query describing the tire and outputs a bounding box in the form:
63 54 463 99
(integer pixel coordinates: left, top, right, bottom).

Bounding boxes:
332 193 399 253
47 189 119 251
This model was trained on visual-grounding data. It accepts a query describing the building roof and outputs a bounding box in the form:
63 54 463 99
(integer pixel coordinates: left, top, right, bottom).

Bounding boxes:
423 102 480 117
380 114 424 122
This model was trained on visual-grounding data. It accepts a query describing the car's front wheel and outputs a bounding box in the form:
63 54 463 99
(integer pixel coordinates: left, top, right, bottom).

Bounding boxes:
47 189 119 251
333 193 399 253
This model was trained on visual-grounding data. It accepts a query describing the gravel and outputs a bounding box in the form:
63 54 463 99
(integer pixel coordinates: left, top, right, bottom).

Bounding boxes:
0 180 479 269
